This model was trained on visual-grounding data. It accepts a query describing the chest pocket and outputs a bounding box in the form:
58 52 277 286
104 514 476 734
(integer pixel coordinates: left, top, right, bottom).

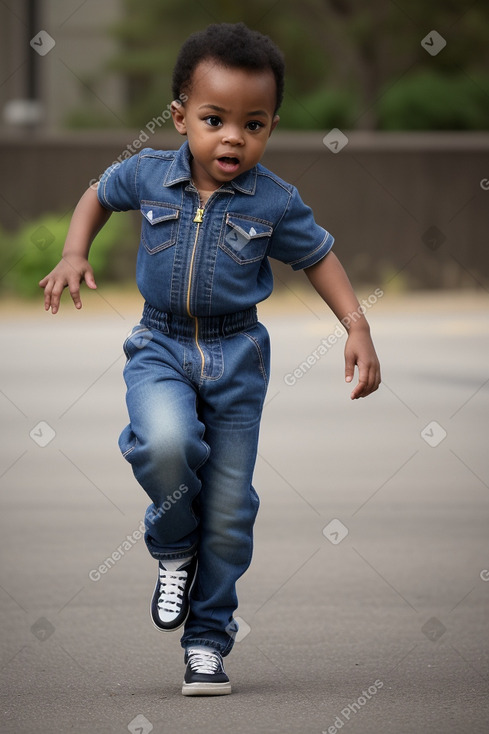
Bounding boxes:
220 213 273 264
141 202 180 254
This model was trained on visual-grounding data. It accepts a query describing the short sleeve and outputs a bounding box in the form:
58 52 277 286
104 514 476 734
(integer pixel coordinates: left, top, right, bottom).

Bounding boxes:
268 187 334 270
97 150 146 212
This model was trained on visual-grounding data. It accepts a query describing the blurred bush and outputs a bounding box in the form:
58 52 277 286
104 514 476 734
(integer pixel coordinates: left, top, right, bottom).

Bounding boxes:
279 88 357 130
0 212 137 298
378 71 489 130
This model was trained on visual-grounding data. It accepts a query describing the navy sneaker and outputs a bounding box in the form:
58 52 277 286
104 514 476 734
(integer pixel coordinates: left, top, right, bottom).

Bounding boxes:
150 555 197 632
182 647 231 696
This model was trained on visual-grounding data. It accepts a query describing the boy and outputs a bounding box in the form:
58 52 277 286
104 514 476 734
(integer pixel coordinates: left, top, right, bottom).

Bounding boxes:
40 23 380 696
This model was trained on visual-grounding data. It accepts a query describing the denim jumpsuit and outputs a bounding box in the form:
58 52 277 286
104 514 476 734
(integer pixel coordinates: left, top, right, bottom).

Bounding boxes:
97 141 334 656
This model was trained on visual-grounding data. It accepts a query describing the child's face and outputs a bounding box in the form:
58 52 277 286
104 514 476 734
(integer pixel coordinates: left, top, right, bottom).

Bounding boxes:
171 59 279 192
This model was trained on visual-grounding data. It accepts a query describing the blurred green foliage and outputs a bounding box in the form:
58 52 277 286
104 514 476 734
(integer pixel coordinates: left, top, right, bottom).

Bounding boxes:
66 0 489 131
0 213 136 298
279 88 358 130
378 72 489 130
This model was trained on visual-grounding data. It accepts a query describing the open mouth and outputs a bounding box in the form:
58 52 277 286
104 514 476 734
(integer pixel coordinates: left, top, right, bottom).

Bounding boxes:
217 156 240 172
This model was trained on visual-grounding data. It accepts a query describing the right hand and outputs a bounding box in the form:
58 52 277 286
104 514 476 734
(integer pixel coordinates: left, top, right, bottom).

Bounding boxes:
39 255 97 314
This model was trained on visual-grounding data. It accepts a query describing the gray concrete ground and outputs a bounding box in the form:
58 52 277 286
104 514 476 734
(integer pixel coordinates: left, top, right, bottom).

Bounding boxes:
1 288 488 734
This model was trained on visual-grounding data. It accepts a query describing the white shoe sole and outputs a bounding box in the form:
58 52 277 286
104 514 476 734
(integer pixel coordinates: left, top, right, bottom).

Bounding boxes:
182 681 232 696
149 606 188 633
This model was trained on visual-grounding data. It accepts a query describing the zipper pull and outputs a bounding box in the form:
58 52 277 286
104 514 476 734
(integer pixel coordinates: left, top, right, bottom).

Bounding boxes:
194 207 204 223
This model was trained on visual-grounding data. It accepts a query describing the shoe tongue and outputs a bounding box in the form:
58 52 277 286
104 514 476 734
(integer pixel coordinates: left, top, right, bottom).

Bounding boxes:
187 646 219 672
160 556 193 572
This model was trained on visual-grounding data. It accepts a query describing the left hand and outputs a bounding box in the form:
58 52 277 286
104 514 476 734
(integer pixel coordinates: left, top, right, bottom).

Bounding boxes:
344 328 381 399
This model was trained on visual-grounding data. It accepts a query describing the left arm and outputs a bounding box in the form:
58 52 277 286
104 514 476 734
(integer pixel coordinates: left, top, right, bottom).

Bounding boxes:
305 252 381 399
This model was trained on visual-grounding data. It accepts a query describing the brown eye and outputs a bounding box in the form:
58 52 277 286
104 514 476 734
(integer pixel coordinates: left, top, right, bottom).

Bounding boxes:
204 116 222 127
247 121 264 131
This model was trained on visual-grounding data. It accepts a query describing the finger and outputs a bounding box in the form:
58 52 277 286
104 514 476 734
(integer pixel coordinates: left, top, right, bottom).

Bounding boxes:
84 271 97 290
49 284 65 314
344 353 355 384
41 277 55 312
68 281 83 310
351 364 381 399
371 367 381 395
350 379 367 400
43 285 52 312
366 365 381 396
350 361 370 399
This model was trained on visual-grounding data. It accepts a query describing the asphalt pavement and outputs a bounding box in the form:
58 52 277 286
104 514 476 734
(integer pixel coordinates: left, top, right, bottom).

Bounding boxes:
1 288 488 734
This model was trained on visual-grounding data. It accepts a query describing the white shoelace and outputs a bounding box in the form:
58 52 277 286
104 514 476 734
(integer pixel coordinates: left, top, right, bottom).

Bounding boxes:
157 568 187 613
187 649 221 674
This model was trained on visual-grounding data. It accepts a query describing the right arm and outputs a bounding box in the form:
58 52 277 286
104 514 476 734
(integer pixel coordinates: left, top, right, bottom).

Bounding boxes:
39 185 112 314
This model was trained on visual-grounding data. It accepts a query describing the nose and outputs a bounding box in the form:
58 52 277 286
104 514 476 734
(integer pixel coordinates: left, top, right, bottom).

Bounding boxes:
221 125 244 146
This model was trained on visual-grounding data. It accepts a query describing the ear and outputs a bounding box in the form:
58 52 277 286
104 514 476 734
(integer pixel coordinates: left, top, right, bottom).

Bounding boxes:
269 114 280 137
171 100 187 136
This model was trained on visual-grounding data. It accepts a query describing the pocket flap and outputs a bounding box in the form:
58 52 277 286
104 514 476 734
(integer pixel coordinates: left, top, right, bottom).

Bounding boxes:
226 214 273 240
141 203 180 225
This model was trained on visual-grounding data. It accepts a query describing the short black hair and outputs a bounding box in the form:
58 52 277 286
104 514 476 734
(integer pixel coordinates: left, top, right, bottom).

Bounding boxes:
172 22 285 113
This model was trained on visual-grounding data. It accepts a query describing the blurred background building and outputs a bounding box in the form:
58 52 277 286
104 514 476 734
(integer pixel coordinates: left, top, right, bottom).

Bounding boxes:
1 0 123 132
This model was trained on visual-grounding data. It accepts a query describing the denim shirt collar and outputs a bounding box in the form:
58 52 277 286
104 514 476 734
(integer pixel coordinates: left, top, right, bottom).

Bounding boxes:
163 140 257 195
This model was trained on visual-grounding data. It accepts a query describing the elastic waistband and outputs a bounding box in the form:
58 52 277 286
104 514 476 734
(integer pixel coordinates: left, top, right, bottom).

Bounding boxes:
141 303 258 339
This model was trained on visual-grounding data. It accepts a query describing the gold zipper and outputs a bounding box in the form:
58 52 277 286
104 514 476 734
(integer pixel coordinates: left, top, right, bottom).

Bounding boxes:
187 205 206 376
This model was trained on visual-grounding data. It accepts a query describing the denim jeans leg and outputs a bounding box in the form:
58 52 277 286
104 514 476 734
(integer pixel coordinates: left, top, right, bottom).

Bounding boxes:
180 421 262 656
119 331 209 559
180 323 270 656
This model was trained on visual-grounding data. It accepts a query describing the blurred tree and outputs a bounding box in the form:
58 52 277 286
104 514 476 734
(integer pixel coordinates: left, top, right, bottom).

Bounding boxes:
294 0 489 128
107 0 326 127
67 0 489 130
